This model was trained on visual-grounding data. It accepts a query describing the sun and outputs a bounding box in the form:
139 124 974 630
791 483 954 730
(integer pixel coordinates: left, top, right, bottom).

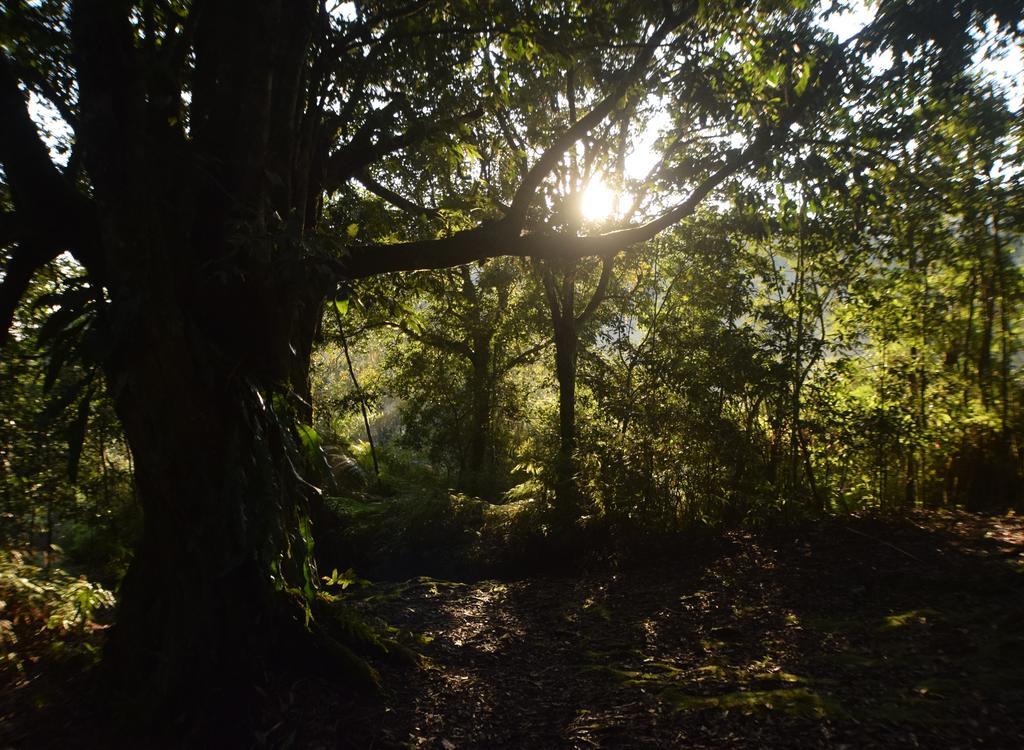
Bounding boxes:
580 176 618 222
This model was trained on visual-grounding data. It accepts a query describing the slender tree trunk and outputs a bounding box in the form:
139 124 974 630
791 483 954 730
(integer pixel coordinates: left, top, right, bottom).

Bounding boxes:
99 428 111 507
790 210 806 502
918 261 930 505
979 251 996 404
538 258 611 519
337 312 379 479
45 495 53 572
464 346 493 494
991 209 1011 438
905 220 920 507
963 273 976 408
553 314 579 514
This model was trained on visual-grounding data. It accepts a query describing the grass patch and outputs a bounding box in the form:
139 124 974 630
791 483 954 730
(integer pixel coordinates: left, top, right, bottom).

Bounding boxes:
883 608 942 629
586 657 839 718
662 686 843 718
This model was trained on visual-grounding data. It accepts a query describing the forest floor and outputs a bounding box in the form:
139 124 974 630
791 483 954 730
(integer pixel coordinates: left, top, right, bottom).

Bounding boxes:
329 510 1024 749
3 510 1023 748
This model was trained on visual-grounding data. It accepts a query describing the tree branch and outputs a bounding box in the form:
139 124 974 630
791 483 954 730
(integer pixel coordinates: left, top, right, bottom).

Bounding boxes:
0 54 99 332
336 0 433 52
384 321 473 359
355 172 439 216
537 262 562 320
576 255 613 326
340 118 776 279
325 105 484 192
0 54 78 231
498 339 550 375
16 62 79 129
613 124 775 242
458 265 479 306
504 10 692 229
1 242 63 347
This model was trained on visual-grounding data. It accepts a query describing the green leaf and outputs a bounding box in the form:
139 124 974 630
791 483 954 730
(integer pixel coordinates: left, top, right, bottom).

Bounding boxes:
322 567 364 590
296 423 322 463
795 60 814 95
456 143 481 162
67 389 94 484
39 372 96 426
346 223 360 238
334 298 350 317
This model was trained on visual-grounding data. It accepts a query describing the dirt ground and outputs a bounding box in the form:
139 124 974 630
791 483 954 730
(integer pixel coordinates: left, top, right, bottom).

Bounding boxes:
332 511 1024 749
3 510 1023 748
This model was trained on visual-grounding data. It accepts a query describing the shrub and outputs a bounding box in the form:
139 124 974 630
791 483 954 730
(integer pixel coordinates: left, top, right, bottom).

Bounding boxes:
0 550 115 674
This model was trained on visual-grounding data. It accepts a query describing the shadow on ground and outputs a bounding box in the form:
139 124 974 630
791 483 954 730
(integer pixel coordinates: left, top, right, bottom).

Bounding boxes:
334 511 1024 749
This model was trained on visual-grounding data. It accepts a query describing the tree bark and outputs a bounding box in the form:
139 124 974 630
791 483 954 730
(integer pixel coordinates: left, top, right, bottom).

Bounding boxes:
93 226 335 730
62 0 343 730
553 314 580 514
465 346 494 493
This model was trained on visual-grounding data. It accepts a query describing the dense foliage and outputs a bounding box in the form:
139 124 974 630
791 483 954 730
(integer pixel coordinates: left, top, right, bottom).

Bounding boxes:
1 0 1022 742
314 33 1024 539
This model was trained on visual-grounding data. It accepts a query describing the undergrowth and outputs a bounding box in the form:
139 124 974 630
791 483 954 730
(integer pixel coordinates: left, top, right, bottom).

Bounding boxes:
0 550 115 680
321 491 553 580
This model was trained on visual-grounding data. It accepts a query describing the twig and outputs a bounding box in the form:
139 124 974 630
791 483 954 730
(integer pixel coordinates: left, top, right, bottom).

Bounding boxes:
844 526 922 562
333 300 380 479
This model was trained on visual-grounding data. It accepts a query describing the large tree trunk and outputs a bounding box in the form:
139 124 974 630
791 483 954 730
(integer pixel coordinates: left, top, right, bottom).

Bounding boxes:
107 336 298 720
67 0 337 730
98 237 332 730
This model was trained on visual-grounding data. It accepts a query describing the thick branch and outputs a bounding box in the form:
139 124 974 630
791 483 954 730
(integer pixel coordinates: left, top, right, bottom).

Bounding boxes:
325 106 484 192
355 172 439 216
0 54 78 230
16 63 79 128
0 55 99 322
1 242 63 347
576 256 613 326
337 221 615 278
341 119 775 279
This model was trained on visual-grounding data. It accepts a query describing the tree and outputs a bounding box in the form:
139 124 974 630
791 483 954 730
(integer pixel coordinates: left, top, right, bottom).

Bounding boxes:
353 259 546 494
584 221 772 526
536 254 612 515
1 0 1016 729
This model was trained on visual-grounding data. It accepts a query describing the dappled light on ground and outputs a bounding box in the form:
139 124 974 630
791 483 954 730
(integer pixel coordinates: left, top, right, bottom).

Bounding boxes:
338 511 1024 749
2 511 1022 748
